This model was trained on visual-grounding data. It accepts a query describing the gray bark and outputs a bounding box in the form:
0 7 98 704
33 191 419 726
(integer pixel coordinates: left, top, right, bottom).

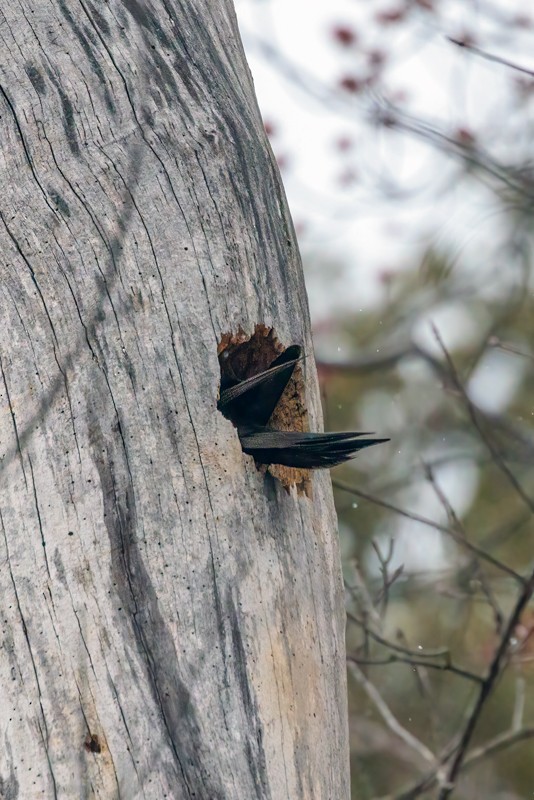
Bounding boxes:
0 1 349 798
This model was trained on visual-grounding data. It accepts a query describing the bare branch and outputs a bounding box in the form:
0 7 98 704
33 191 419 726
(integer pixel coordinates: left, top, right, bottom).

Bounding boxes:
371 538 403 614
316 344 414 375
431 323 534 516
512 675 526 731
463 726 534 770
437 570 534 798
348 653 482 685
345 559 383 629
447 36 534 78
388 724 534 799
348 662 438 768
333 480 524 584
423 461 504 633
347 612 450 660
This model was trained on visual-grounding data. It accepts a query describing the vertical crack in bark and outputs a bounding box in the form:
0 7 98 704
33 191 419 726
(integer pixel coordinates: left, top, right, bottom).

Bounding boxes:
89 413 225 798
0 82 60 217
0 357 27 487
227 592 270 798
57 0 116 113
0 736 19 800
27 454 51 581
0 510 58 799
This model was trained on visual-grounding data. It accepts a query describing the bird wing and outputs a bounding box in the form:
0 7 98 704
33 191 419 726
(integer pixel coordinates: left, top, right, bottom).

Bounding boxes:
218 345 302 427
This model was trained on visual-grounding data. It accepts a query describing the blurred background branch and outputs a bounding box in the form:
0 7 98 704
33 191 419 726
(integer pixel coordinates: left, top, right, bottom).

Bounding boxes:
236 1 534 796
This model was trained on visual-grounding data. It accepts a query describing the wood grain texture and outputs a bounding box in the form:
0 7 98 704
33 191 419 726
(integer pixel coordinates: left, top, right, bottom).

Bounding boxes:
0 1 349 797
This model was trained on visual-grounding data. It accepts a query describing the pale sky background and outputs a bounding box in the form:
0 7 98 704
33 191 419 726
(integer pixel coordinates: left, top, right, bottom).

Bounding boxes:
236 0 534 313
234 0 534 572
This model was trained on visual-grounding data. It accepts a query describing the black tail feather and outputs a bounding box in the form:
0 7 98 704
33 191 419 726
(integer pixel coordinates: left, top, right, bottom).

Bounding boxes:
240 428 389 469
218 343 389 468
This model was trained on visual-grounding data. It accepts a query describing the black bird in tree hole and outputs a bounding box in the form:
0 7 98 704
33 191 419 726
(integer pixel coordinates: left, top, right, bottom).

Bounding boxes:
218 344 389 468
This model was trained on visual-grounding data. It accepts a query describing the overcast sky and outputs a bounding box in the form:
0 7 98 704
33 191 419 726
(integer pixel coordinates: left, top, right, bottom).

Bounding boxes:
235 0 534 316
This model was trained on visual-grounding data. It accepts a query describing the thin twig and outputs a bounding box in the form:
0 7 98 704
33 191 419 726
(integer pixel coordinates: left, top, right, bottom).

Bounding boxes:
316 345 414 375
348 662 438 768
383 725 534 799
463 726 534 770
512 675 526 731
371 537 401 614
348 653 482 685
489 337 534 362
345 559 383 629
347 612 449 658
423 461 504 633
437 569 534 798
333 480 524 584
447 36 534 78
431 323 534 516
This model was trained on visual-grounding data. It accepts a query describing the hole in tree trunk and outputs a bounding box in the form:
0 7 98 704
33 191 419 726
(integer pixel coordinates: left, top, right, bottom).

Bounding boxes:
217 325 311 495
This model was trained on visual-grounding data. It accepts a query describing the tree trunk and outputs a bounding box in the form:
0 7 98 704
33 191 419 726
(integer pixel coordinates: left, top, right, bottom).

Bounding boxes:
0 1 349 797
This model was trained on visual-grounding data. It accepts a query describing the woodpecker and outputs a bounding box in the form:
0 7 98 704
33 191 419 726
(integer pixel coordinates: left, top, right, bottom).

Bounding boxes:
218 345 388 468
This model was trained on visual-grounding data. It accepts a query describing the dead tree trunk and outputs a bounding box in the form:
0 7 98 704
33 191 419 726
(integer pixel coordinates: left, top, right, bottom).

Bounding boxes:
0 1 349 797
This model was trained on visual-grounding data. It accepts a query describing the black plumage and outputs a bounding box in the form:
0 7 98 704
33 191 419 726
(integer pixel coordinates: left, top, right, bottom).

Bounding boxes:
218 345 388 468
219 345 301 428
